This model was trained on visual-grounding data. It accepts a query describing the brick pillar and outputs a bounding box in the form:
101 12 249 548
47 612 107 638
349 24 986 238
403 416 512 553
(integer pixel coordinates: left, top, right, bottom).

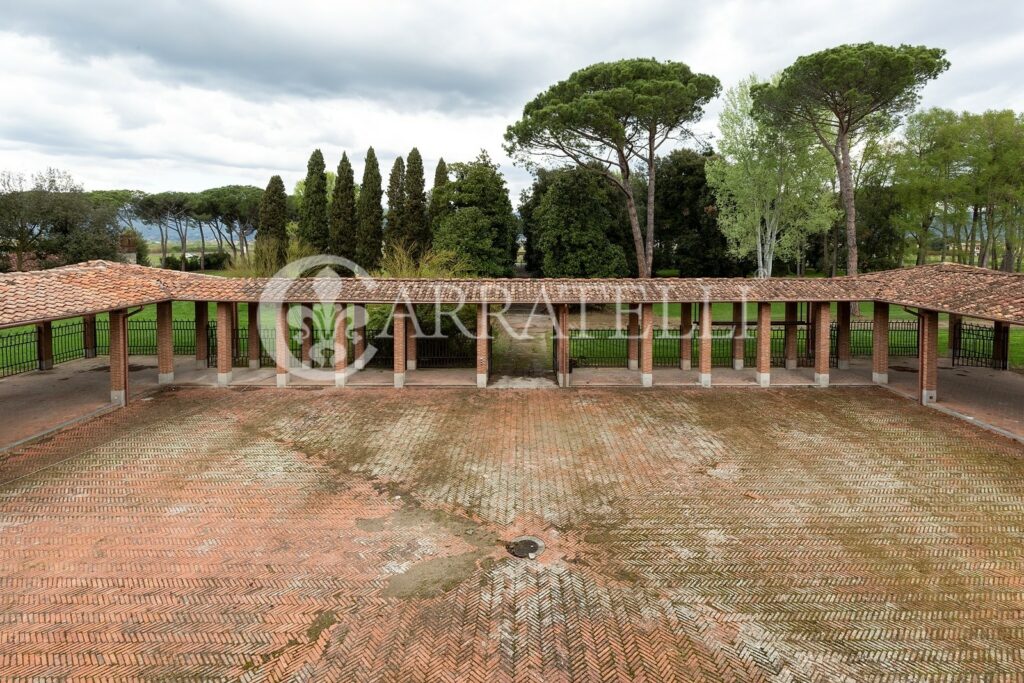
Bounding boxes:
406 304 418 371
556 304 570 387
334 303 348 387
476 303 489 388
231 302 240 365
872 302 889 384
732 302 745 370
836 301 852 370
994 321 1010 370
783 302 798 370
300 303 313 369
699 301 712 387
194 301 209 369
640 303 654 387
247 302 261 369
393 305 407 388
216 302 232 386
814 301 830 387
919 309 939 404
353 307 366 370
756 302 772 387
156 300 174 384
275 303 290 387
83 314 97 359
679 303 692 370
626 308 639 370
109 308 128 406
947 313 962 362
36 321 53 371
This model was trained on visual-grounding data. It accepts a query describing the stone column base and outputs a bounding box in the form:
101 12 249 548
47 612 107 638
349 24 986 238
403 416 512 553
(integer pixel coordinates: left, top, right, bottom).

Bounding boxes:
680 359 691 370
872 372 888 385
394 372 406 388
195 359 207 370
557 372 569 387
334 373 346 387
785 359 797 370
814 372 829 388
756 372 770 388
276 373 289 388
301 361 312 369
407 360 417 371
699 372 712 388
477 373 488 388
641 372 653 388
354 359 365 370
921 389 936 405
217 371 232 387
249 360 260 370
627 360 638 370
158 372 174 385
110 390 126 406
838 360 850 370
732 360 743 370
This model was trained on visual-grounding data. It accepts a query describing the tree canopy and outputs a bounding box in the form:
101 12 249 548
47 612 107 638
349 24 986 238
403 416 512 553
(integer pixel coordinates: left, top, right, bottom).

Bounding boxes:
329 152 358 262
255 175 288 272
297 149 329 252
355 147 384 270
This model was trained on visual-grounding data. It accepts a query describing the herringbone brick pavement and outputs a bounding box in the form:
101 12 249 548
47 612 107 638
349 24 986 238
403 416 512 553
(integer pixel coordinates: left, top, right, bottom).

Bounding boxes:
1 387 1023 681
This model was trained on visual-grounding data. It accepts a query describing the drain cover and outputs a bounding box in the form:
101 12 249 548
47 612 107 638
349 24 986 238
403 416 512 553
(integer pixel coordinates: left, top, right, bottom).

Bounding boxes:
505 536 544 559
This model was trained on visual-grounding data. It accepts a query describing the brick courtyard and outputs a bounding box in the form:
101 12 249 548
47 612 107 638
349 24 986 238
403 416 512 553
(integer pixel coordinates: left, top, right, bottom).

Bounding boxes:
1 387 1023 680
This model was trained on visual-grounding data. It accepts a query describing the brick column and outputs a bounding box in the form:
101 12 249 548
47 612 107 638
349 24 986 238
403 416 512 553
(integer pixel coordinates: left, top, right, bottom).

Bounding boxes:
756 302 772 387
231 302 240 365
556 304 570 387
36 321 53 371
194 301 209 369
783 302 798 370
640 303 654 387
836 301 851 370
919 309 939 404
83 314 97 359
627 308 639 370
872 302 889 384
679 303 692 370
247 302 261 369
300 303 313 369
353 307 366 370
814 301 830 387
216 302 233 386
699 301 712 387
406 304 418 371
393 305 407 388
334 303 348 387
994 321 1010 370
156 300 174 384
476 303 490 388
732 302 745 370
275 303 290 388
109 308 128 406
947 313 962 362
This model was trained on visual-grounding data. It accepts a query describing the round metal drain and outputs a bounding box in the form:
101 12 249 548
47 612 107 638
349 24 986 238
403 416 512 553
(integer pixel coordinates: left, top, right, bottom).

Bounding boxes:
505 535 545 559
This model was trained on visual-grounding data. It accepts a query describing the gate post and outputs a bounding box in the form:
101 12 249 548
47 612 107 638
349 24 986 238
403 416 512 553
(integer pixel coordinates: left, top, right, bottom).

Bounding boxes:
194 301 209 369
679 303 692 370
732 302 745 370
83 314 98 359
994 321 1010 370
783 302 798 370
300 303 313 369
836 301 851 370
248 302 261 369
406 304 418 371
627 307 639 370
948 313 962 364
36 321 53 371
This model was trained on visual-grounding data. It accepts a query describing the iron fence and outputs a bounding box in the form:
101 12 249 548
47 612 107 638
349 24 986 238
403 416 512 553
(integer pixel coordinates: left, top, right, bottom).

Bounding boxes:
0 328 39 377
953 322 1008 369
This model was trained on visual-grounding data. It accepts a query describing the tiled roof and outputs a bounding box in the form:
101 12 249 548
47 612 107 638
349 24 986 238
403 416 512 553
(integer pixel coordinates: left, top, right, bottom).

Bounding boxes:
1 260 1022 328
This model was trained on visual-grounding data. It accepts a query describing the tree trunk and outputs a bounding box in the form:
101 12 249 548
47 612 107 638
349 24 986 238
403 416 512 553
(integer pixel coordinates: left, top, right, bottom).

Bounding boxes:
199 222 206 272
838 133 858 277
623 189 649 278
645 127 656 278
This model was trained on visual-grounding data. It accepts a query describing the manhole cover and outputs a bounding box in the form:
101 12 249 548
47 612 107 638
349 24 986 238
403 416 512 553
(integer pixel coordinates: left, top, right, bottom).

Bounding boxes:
505 535 544 559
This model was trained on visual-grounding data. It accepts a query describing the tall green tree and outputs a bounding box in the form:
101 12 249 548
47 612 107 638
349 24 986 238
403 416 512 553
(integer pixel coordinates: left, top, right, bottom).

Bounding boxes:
505 58 720 277
427 157 449 234
432 151 518 276
297 149 329 252
384 155 406 251
403 148 429 253
751 43 949 277
706 76 837 277
256 175 289 271
329 152 358 261
355 147 384 270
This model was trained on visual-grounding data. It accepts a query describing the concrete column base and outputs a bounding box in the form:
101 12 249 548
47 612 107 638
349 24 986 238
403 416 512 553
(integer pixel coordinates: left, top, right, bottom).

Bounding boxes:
394 372 406 388
732 360 743 370
476 373 488 388
354 359 365 370
276 373 289 388
699 372 712 388
921 389 936 405
301 361 312 369
334 372 346 387
641 372 653 388
814 372 829 388
756 372 770 388
838 360 850 370
249 360 260 370
680 359 691 370
627 360 638 370
110 390 126 406
557 372 569 387
158 372 174 385
218 371 232 386
872 372 888 385
785 359 797 370
407 360 417 370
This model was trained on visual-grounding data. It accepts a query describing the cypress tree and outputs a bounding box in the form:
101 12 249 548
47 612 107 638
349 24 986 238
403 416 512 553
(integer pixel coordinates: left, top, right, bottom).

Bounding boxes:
256 174 289 270
298 149 329 252
427 157 449 238
385 156 406 251
403 148 428 253
355 147 384 270
329 152 358 262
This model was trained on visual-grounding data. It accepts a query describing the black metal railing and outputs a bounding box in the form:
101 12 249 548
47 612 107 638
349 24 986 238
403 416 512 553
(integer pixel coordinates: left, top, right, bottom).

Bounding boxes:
953 322 1008 369
0 328 39 377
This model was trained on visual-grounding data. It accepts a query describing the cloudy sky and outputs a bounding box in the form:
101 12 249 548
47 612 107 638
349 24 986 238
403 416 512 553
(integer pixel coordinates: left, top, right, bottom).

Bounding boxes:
1 0 1022 202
